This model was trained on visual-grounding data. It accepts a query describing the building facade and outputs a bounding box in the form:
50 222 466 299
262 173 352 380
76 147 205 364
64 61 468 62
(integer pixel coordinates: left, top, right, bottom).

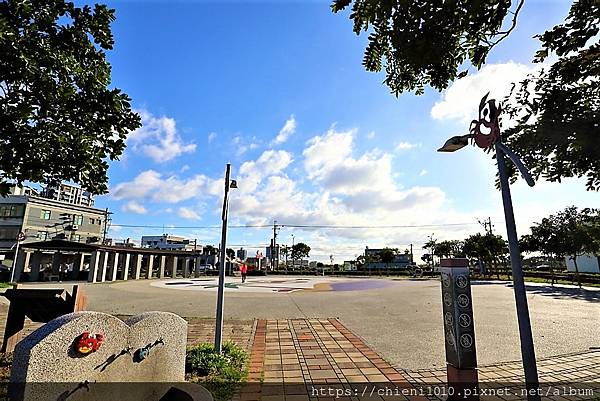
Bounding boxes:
39 183 95 207
141 234 198 252
0 187 106 251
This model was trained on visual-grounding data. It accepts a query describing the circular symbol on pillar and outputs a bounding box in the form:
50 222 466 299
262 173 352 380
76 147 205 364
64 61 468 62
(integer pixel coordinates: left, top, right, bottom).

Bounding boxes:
443 292 453 307
456 275 468 289
444 311 453 326
446 331 455 346
459 334 473 348
441 273 450 287
457 294 470 308
458 313 471 328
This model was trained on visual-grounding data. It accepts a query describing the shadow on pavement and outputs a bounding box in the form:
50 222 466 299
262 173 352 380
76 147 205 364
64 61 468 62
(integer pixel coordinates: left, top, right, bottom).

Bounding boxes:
522 284 600 303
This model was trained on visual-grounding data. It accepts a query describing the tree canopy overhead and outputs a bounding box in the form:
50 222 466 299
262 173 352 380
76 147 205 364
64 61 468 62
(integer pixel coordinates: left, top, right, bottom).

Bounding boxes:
332 0 599 190
0 0 140 195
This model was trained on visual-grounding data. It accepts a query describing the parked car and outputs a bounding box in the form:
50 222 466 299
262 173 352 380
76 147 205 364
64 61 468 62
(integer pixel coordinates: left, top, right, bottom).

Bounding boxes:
535 264 551 271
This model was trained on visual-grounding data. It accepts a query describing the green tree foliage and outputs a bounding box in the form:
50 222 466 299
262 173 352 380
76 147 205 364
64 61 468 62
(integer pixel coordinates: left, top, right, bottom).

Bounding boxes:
291 242 311 260
433 240 464 258
462 233 508 277
0 0 140 195
504 1 600 190
332 0 599 189
379 247 398 264
523 206 600 287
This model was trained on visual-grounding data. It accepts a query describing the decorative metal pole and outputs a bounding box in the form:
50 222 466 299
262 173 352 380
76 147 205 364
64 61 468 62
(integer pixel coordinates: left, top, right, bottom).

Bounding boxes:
496 141 540 400
215 163 232 353
438 93 539 401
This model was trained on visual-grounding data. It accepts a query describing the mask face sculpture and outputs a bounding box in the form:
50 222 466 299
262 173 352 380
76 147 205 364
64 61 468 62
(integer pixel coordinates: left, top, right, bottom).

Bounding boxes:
469 92 502 152
76 332 104 355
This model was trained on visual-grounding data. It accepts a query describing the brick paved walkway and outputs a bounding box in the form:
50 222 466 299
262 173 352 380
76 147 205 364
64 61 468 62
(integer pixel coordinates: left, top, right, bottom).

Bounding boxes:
403 350 600 400
240 318 427 401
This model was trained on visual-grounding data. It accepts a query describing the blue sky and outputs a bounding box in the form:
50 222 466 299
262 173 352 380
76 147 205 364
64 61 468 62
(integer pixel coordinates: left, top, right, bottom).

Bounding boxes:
88 0 598 261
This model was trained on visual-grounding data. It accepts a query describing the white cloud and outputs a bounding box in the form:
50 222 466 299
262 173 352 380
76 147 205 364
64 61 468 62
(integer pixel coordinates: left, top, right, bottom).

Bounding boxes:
122 201 148 215
272 115 296 145
431 62 539 123
178 207 201 220
395 141 419 152
208 132 217 143
419 169 428 176
367 131 375 139
129 109 197 163
112 170 215 203
238 149 293 193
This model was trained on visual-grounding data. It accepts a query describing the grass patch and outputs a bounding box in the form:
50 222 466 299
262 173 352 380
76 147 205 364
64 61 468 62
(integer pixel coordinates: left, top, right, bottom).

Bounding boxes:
0 283 13 289
185 342 248 401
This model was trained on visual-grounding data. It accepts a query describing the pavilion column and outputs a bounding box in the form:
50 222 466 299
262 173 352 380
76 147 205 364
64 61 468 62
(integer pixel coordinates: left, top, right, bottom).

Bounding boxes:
123 253 131 281
51 252 62 275
159 255 166 278
110 252 120 281
29 251 43 281
88 250 102 283
99 251 109 282
184 258 191 278
194 257 201 278
134 254 142 280
146 255 155 279
23 251 32 273
74 253 85 273
171 256 178 278
13 250 27 282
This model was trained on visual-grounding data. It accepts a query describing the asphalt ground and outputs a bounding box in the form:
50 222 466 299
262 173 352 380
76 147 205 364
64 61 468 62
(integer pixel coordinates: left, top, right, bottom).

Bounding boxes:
14 276 600 370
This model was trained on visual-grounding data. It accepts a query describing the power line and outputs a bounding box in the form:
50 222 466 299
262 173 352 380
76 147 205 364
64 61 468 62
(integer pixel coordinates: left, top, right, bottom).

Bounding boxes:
109 222 491 230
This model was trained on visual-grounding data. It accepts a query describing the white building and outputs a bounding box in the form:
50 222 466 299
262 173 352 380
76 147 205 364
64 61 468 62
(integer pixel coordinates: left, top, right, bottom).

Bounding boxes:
565 254 600 274
141 234 198 252
39 183 95 207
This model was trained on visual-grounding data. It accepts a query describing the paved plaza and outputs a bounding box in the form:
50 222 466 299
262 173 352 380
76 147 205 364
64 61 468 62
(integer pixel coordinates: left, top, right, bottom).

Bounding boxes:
2 276 599 400
10 276 599 370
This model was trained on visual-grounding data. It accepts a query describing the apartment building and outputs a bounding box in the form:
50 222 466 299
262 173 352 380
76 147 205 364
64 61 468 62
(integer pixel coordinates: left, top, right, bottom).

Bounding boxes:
39 182 95 207
0 185 106 251
141 234 198 252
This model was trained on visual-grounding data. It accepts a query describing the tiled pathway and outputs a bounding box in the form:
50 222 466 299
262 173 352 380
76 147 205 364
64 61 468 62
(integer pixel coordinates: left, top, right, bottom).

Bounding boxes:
241 318 427 401
404 350 600 400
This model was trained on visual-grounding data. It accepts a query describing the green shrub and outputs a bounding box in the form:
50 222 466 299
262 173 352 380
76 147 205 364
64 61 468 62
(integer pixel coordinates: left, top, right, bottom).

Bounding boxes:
185 342 248 401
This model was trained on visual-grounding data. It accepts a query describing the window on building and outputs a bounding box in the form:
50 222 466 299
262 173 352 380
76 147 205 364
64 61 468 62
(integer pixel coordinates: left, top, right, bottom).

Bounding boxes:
71 234 81 242
90 218 95 225
74 215 83 225
37 231 48 241
41 210 51 220
0 226 20 240
0 204 24 217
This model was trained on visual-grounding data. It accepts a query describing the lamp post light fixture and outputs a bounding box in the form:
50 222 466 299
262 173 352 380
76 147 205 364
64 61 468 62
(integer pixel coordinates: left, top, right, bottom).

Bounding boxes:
214 163 237 353
438 93 540 401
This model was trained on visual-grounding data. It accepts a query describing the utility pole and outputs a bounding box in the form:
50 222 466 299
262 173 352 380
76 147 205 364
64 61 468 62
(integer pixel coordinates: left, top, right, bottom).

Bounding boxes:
271 221 280 272
410 244 413 264
102 208 113 244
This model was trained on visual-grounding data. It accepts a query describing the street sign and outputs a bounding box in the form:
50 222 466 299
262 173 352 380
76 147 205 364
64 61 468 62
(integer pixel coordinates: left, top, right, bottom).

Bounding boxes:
440 258 477 369
16 232 25 242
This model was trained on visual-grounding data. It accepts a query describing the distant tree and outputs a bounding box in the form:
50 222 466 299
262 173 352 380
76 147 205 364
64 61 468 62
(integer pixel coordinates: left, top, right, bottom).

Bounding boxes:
379 247 398 275
434 240 464 258
203 245 218 255
0 0 141 195
526 206 600 288
332 0 600 190
423 237 437 267
226 248 235 260
291 242 311 261
463 233 508 278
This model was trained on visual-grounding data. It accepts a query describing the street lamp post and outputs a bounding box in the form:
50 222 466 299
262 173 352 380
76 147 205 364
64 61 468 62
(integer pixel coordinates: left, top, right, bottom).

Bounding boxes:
438 93 540 401
214 163 237 353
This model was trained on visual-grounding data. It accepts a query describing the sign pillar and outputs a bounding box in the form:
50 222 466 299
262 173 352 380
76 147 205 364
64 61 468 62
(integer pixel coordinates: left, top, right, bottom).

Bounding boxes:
440 258 479 400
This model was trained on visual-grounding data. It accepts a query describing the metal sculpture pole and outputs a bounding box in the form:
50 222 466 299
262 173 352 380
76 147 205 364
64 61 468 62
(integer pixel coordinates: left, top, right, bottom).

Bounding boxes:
438 93 540 401
496 141 540 400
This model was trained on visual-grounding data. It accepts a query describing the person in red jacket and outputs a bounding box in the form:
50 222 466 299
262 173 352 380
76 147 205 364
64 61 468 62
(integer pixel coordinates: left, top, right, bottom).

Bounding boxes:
240 263 248 283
